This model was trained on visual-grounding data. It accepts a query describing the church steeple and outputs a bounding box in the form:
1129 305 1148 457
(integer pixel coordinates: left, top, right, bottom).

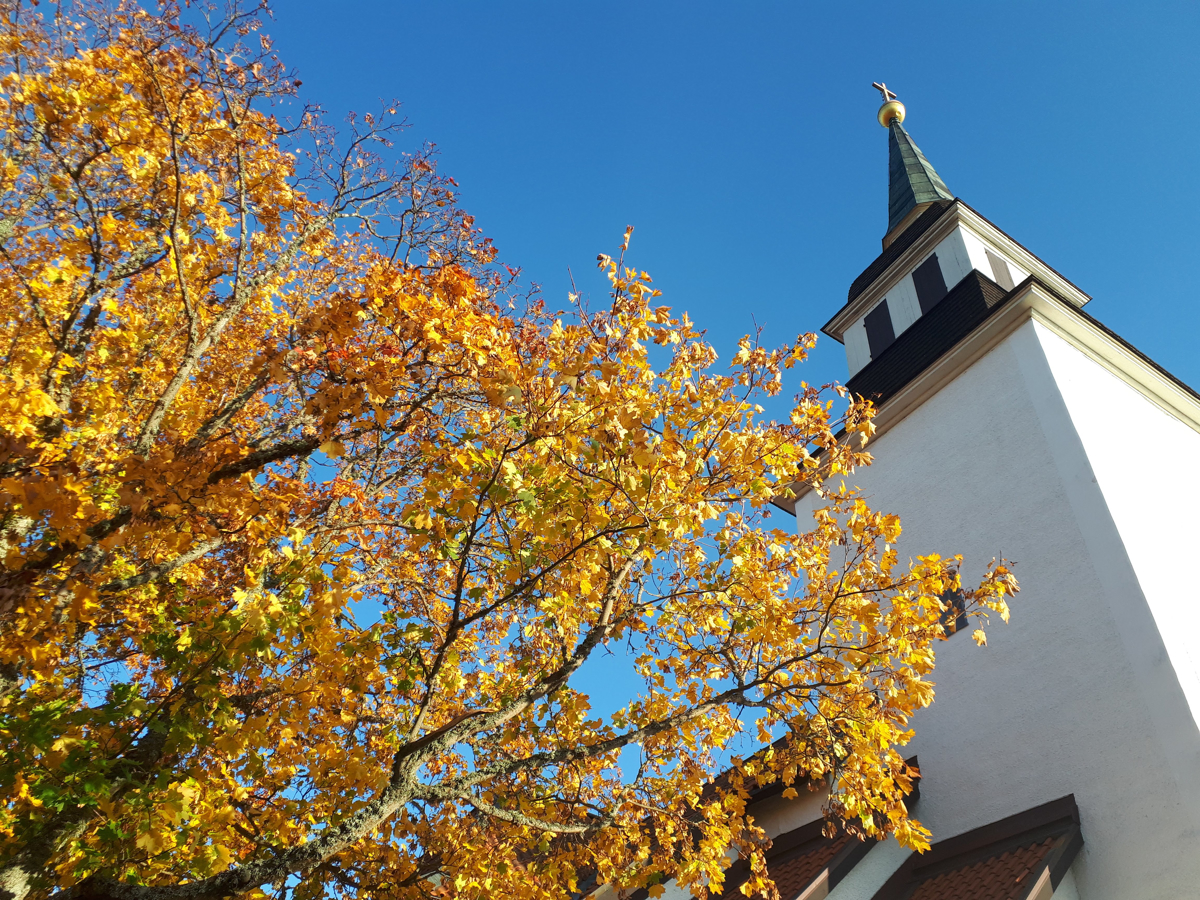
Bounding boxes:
871 84 954 242
887 118 953 234
819 85 1089 386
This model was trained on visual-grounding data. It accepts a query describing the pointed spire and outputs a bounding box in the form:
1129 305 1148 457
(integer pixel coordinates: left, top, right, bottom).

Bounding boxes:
871 85 953 238
886 117 953 235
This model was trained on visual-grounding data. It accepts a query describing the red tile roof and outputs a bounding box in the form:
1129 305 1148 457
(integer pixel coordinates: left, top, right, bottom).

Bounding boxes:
721 824 868 900
759 834 851 899
871 796 1083 900
906 836 1056 900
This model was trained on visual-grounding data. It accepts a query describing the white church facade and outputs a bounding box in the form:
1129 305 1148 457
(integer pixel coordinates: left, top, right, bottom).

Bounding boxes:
622 91 1200 900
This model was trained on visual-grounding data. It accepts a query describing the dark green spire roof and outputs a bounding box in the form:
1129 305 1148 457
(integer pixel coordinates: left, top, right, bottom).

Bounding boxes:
887 118 953 234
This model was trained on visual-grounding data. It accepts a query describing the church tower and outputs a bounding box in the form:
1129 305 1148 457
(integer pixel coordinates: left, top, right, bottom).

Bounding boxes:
771 87 1200 900
595 88 1200 900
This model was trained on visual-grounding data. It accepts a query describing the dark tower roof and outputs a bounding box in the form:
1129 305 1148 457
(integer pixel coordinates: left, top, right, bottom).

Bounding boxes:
887 119 953 234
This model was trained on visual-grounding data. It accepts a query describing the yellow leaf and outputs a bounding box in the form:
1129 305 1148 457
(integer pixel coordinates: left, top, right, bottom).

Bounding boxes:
136 829 168 855
213 844 234 869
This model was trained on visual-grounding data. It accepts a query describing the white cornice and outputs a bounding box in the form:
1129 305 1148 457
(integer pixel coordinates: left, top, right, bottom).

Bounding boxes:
823 201 1092 343
776 281 1200 513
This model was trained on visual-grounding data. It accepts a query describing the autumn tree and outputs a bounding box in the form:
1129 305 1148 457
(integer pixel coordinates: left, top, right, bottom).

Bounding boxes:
0 3 1017 899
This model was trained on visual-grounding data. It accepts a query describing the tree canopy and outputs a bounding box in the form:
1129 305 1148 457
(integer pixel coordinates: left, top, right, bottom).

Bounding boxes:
0 3 1016 899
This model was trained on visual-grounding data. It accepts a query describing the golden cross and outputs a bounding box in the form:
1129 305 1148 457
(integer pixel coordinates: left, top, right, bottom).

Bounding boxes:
872 82 897 102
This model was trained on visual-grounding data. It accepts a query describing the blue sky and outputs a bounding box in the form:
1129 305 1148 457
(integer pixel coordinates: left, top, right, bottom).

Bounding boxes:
268 0 1200 397
267 1 1199 756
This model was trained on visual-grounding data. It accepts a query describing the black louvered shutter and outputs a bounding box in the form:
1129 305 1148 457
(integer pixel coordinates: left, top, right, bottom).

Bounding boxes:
913 254 948 314
864 300 895 360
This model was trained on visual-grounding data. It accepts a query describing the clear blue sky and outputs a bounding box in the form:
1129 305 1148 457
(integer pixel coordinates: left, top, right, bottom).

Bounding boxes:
267 0 1200 396
269 2 1199 754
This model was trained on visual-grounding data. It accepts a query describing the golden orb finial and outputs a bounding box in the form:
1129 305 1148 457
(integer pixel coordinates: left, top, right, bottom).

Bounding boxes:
877 99 906 127
871 81 906 127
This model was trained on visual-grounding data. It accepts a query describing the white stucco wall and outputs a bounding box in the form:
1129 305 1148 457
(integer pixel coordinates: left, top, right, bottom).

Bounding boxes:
1036 323 1200 729
884 275 921 337
1054 868 1082 900
927 228 973 288
800 319 1200 900
958 226 1030 286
